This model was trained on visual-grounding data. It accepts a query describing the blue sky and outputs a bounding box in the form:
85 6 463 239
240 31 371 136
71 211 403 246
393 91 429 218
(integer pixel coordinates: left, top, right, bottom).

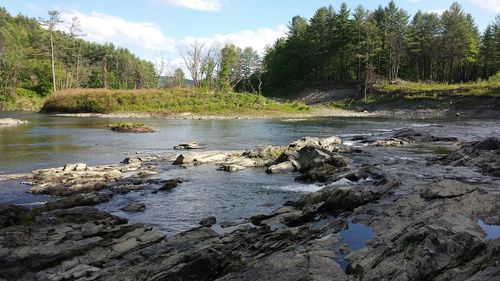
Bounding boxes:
2 0 499 69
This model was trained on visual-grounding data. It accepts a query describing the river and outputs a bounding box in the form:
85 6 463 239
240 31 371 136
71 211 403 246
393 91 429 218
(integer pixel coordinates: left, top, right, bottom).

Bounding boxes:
0 112 498 235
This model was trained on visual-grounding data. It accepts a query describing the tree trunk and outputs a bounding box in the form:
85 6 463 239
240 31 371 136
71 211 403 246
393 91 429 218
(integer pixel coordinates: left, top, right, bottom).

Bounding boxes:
50 32 56 93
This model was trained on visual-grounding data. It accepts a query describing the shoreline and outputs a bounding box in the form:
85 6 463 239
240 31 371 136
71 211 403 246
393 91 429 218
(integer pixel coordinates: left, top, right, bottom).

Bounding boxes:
48 107 499 120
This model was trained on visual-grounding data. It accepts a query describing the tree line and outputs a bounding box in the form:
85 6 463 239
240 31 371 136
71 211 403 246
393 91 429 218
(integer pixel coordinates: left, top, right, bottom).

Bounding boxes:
179 41 262 94
0 8 156 97
262 1 500 94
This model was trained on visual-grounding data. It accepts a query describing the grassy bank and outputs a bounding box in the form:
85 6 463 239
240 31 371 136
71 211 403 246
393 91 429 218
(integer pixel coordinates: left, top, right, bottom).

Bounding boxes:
41 88 310 116
328 78 500 112
0 88 45 111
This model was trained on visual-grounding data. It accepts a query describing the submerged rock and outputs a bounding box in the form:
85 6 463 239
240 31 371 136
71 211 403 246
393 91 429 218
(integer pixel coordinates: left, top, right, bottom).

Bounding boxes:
158 178 183 191
174 142 204 150
120 202 146 212
199 216 217 227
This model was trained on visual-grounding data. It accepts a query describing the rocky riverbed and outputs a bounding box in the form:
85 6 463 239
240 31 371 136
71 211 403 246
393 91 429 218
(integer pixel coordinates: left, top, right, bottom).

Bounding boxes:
0 129 499 280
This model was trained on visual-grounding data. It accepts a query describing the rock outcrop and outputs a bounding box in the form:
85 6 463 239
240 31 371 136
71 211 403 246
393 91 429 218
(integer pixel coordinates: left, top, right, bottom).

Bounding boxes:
430 137 500 176
373 128 458 146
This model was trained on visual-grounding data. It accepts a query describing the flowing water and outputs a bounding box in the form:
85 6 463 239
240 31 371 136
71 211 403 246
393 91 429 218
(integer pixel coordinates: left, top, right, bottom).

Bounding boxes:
0 112 498 235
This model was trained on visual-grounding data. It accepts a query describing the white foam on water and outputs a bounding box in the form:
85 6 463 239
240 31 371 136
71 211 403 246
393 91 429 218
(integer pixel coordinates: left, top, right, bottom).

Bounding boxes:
410 123 442 128
330 178 355 186
18 201 46 206
338 133 373 137
264 183 324 193
343 141 355 147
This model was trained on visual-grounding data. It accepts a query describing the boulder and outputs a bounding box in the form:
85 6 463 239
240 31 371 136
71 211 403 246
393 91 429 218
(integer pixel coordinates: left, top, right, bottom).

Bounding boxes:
219 164 246 172
120 202 146 212
266 161 296 174
420 180 478 200
34 192 112 213
199 216 217 227
26 165 123 196
431 137 500 177
393 128 458 142
62 163 88 172
242 145 287 160
289 136 342 149
158 178 183 191
173 151 232 165
174 142 204 150
121 157 142 165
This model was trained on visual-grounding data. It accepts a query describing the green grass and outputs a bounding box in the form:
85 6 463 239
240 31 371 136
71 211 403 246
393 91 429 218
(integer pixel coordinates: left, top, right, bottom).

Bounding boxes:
325 77 500 111
0 88 45 111
41 88 310 116
376 79 500 98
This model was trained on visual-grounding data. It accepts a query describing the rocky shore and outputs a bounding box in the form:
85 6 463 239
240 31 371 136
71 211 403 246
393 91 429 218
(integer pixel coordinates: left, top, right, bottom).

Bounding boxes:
0 129 499 280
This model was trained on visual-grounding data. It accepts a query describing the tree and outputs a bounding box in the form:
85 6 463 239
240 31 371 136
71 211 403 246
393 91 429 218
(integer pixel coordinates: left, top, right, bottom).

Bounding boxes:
180 41 204 88
67 16 85 88
384 1 409 80
441 3 479 82
360 14 382 100
173 68 185 87
352 5 368 81
42 10 62 93
217 43 240 92
407 11 441 80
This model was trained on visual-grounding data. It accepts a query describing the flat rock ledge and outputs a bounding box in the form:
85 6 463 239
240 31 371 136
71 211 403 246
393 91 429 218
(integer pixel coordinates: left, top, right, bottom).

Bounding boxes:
0 133 498 281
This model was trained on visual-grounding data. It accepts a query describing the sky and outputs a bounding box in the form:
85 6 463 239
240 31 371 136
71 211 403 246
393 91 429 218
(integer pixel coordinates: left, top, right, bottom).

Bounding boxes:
2 0 499 71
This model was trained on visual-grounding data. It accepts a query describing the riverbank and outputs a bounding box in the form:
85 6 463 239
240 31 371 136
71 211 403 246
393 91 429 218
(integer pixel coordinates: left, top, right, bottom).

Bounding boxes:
323 81 500 119
0 128 498 280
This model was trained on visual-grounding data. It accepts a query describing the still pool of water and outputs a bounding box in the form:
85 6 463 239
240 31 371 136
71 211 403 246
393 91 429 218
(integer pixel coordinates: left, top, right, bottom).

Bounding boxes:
1 112 498 235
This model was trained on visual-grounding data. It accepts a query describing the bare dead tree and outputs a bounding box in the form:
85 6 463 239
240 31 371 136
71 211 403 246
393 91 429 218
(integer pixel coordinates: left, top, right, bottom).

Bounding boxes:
180 41 204 88
68 16 85 88
41 10 63 93
153 52 167 88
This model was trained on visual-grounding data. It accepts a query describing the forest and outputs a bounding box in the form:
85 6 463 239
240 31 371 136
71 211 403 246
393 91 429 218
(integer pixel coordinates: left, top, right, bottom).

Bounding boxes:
262 1 500 94
0 1 499 106
0 7 156 99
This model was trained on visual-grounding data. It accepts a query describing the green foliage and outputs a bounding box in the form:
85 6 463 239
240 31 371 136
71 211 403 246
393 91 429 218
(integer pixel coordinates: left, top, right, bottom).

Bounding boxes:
262 2 498 96
41 88 310 115
0 7 156 107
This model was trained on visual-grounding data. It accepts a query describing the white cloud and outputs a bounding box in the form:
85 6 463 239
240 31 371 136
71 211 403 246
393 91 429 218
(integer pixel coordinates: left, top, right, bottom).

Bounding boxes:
468 0 500 12
181 25 287 54
59 10 176 52
159 0 222 11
